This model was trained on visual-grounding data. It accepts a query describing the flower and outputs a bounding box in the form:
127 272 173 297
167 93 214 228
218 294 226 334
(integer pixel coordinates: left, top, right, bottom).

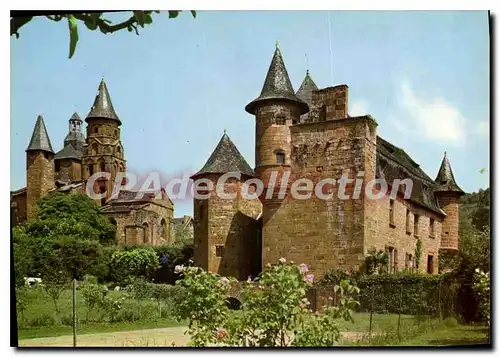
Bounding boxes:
279 257 287 264
301 297 310 306
216 328 227 340
174 265 185 274
247 277 252 283
299 263 309 274
304 274 314 284
220 277 230 284
345 270 351 276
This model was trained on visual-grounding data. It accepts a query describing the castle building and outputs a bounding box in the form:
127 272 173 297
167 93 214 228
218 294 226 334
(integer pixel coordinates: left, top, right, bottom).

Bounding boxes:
11 79 175 245
191 45 465 279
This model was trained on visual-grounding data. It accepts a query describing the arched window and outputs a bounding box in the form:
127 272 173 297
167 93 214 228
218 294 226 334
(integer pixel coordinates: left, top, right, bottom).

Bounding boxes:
88 165 94 176
91 143 98 155
116 146 121 155
143 222 150 244
275 150 285 165
100 162 106 173
115 129 118 137
160 218 167 239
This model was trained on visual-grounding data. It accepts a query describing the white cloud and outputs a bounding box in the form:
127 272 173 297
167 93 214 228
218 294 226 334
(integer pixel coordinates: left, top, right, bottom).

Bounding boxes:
400 79 467 144
349 100 369 117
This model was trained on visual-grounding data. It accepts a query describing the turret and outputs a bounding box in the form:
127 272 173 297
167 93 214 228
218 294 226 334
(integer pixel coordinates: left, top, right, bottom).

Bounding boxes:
434 152 465 251
26 115 55 218
245 44 309 203
54 112 86 183
296 70 318 123
82 79 126 204
190 131 260 279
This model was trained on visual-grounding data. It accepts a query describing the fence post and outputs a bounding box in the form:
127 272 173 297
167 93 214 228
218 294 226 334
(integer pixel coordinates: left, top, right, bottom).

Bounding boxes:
397 284 403 341
369 284 374 337
72 278 77 347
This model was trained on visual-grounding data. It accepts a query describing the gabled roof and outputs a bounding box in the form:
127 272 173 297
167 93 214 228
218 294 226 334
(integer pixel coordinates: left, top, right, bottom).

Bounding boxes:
26 115 54 154
191 132 255 179
86 79 121 124
376 136 445 215
434 152 465 195
245 46 309 115
296 70 318 106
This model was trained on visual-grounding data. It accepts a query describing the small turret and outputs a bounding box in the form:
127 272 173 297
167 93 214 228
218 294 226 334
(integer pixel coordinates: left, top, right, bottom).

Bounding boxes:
26 115 55 218
434 152 464 251
296 70 318 122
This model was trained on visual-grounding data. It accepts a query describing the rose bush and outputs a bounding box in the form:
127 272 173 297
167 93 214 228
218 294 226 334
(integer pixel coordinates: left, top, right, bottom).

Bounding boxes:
173 258 360 347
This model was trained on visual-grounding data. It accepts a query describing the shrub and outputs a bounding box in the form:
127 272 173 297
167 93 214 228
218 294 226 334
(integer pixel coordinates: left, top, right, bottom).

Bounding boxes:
174 259 359 347
473 269 490 326
151 243 194 284
109 248 160 284
27 312 56 327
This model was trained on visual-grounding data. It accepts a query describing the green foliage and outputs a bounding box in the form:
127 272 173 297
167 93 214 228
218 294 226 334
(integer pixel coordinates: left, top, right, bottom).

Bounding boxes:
11 11 197 58
365 247 388 274
415 239 422 269
354 273 457 316
109 248 160 284
174 265 233 346
472 269 490 326
81 280 107 322
151 243 194 284
174 259 359 347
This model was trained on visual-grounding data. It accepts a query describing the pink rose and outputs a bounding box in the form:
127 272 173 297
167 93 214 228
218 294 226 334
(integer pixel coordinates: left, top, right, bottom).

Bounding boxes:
299 263 309 274
304 274 314 284
216 328 227 340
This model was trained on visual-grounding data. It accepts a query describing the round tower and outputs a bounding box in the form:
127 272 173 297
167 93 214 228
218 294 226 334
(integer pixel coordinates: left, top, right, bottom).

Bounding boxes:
434 152 465 251
82 79 126 204
26 115 55 219
245 44 309 204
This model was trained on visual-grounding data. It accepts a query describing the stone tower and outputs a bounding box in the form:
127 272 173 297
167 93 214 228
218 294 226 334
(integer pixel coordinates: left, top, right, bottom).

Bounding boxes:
296 70 318 123
54 112 86 183
191 132 261 280
26 115 55 219
82 79 126 204
434 152 464 251
245 45 309 203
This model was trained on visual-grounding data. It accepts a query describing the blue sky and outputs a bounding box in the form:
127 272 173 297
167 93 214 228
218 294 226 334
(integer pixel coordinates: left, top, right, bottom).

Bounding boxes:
11 11 490 217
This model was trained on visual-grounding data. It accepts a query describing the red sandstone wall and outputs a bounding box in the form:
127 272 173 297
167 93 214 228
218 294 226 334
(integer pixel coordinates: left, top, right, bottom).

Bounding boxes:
437 195 460 251
26 151 55 219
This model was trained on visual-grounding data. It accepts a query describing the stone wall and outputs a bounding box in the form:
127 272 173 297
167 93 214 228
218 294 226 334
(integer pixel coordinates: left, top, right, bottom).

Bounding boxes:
55 159 82 183
308 85 349 122
437 195 460 251
26 151 55 219
107 200 174 246
261 116 376 278
11 190 27 225
193 174 262 280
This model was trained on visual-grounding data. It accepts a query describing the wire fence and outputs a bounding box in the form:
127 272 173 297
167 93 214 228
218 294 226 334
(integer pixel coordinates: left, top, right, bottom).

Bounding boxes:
307 279 464 338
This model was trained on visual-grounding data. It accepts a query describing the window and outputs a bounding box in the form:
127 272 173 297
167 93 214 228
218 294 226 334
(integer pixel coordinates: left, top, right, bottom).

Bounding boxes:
386 246 394 273
275 113 286 125
100 162 106 173
91 143 98 155
143 222 149 244
389 199 395 227
276 151 285 164
427 255 434 274
414 214 419 237
216 245 225 257
406 209 411 234
93 126 99 134
88 165 94 176
405 253 413 271
54 160 60 172
429 218 435 238
393 249 399 273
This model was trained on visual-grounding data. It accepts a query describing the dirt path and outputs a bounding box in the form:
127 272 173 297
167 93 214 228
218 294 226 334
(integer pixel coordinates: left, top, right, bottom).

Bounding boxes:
19 327 369 347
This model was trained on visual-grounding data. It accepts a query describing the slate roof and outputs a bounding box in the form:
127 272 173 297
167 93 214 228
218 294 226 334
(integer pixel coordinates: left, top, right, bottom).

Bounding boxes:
434 153 465 195
245 46 309 115
26 115 54 154
296 70 318 106
86 79 121 124
376 136 445 215
54 144 83 160
191 132 255 179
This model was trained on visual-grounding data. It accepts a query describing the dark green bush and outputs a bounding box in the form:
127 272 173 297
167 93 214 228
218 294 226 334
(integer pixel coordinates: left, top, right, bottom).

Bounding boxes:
27 312 56 327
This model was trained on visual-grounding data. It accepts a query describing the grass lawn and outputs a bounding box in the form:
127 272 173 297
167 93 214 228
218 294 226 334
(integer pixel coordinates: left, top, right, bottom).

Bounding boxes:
399 324 490 346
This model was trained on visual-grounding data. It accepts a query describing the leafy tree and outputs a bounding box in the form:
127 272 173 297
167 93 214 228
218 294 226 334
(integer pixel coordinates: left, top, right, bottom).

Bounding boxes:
365 248 388 275
109 248 160 284
11 11 197 58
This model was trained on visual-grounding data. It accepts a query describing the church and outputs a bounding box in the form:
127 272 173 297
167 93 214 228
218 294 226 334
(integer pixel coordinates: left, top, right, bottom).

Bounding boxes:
11 80 176 245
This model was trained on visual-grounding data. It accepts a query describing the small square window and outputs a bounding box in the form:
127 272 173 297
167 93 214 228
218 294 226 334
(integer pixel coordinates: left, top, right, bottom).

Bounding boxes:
216 245 225 257
389 199 395 227
276 152 285 164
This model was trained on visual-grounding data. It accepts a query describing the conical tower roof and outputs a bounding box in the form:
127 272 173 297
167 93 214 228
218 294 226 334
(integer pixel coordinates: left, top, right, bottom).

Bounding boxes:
191 131 255 179
245 45 309 115
434 152 464 195
296 70 318 106
86 79 121 124
26 115 54 154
